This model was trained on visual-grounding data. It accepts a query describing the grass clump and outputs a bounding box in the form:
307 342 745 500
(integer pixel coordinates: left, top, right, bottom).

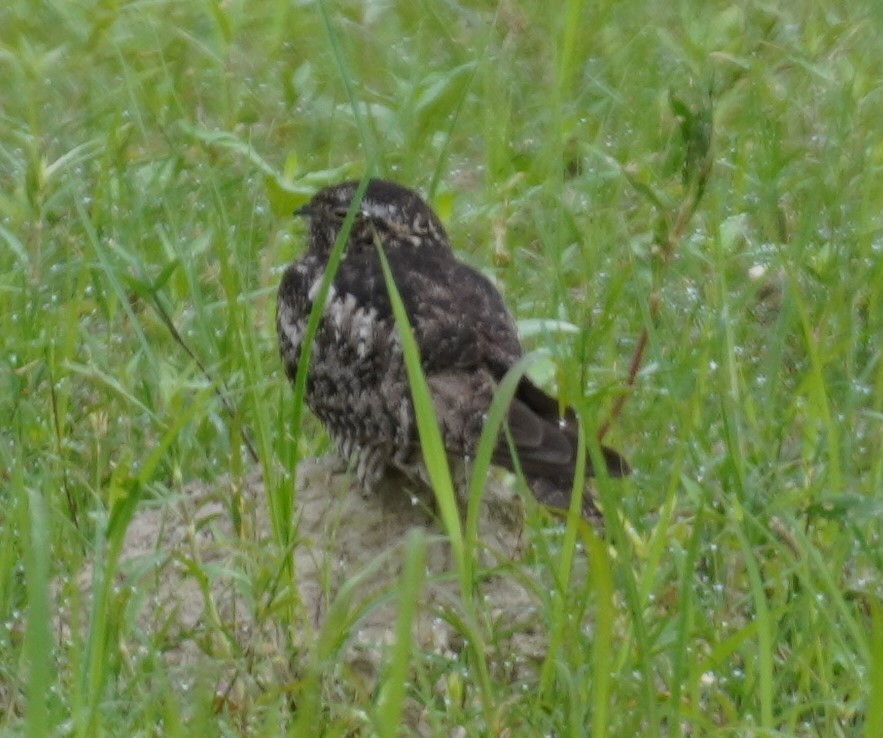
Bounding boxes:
1 0 881 735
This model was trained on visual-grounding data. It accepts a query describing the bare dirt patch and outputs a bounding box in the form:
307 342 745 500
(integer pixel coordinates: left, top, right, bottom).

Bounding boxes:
57 458 560 711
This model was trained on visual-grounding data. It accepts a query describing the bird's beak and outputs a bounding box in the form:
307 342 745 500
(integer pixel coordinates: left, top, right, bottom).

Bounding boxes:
294 202 312 218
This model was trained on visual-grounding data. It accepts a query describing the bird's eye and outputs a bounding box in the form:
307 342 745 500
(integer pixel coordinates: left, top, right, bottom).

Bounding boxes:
332 206 349 220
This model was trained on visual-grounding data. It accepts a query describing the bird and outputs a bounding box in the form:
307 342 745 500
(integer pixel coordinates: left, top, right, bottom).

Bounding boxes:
276 178 629 521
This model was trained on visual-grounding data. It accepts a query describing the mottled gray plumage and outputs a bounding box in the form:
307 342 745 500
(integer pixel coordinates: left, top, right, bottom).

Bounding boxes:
276 178 628 520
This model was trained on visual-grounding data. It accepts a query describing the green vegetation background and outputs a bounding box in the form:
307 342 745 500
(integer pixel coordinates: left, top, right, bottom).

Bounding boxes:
1 0 881 735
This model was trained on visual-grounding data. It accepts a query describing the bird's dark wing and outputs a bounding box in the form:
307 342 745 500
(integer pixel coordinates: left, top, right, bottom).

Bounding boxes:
496 377 630 481
331 241 523 374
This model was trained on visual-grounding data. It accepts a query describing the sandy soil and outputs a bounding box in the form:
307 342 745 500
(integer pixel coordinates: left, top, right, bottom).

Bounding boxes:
57 458 559 720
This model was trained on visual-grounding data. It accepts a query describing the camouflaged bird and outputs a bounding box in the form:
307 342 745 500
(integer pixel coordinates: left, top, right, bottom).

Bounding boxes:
276 178 628 520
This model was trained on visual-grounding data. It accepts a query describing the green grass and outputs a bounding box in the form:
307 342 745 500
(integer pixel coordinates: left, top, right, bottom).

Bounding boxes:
2 0 882 735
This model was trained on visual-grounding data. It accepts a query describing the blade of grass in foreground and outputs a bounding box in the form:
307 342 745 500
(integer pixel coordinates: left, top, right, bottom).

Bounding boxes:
589 406 661 734
471 359 620 733
462 351 546 555
21 465 51 738
373 245 465 587
375 243 494 723
536 421 589 700
866 599 883 738
287 3 378 551
668 484 706 737
374 530 426 738
587 527 616 738
282 177 370 548
732 523 774 730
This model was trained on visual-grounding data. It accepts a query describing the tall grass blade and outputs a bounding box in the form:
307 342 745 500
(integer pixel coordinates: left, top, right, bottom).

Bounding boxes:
22 471 51 738
375 530 426 738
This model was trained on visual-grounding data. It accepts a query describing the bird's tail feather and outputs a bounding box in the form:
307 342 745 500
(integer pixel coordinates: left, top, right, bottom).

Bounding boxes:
493 377 630 520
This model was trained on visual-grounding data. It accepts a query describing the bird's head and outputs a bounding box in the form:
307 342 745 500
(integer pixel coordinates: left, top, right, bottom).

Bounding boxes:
296 179 449 255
